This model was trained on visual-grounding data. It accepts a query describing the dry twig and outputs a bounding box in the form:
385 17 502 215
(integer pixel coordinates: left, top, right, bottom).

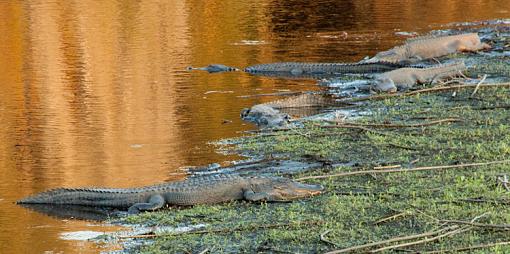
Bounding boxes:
373 164 401 170
374 211 410 225
456 198 510 205
297 160 510 181
470 74 487 97
119 220 323 239
497 175 510 191
320 230 339 246
314 124 388 136
324 226 456 254
323 118 462 129
422 241 510 253
198 248 210 254
440 220 510 231
369 226 471 253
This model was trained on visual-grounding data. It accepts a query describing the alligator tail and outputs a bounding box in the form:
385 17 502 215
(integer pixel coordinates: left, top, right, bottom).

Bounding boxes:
244 61 406 74
17 188 138 207
18 188 81 204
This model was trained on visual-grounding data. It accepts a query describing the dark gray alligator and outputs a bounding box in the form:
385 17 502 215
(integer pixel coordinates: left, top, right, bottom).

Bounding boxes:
244 61 405 75
17 174 323 214
186 64 240 73
187 61 405 78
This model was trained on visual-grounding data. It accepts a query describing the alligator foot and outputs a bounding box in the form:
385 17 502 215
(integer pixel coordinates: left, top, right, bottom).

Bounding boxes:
127 194 166 214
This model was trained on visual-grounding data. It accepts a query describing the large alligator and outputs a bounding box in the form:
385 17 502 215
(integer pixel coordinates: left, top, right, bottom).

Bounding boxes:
17 174 323 214
373 61 467 92
188 61 405 78
365 33 490 63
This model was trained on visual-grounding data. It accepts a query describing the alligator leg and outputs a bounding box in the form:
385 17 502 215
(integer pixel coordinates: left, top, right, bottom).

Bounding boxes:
127 194 166 214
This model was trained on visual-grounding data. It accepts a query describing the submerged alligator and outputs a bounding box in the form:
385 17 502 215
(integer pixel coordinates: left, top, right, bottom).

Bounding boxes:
188 61 406 78
365 33 490 63
241 104 291 128
373 61 467 92
241 93 342 127
17 174 323 214
186 64 239 73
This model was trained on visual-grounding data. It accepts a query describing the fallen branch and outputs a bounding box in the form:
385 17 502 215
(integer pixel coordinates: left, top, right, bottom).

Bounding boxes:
387 143 418 151
119 220 323 239
370 226 471 253
470 74 487 97
320 230 339 246
440 220 510 231
456 198 510 205
341 82 510 102
322 118 463 129
422 240 510 253
373 164 401 170
296 160 510 181
324 226 456 254
314 124 388 136
373 211 410 225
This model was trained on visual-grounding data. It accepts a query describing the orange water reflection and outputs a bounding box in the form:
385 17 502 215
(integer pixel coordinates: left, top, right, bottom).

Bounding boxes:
0 0 508 253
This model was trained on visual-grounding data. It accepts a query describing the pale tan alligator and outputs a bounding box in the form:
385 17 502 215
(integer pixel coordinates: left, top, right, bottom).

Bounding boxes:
366 33 490 63
373 61 467 92
261 93 337 109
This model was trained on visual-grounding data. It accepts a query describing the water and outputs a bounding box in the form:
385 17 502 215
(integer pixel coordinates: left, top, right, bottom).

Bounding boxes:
0 0 508 253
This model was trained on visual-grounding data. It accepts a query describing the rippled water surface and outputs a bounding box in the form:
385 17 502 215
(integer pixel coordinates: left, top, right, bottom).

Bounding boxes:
0 0 508 253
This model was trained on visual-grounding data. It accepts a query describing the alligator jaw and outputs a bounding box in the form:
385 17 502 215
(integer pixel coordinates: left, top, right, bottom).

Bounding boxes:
285 181 324 200
248 177 325 202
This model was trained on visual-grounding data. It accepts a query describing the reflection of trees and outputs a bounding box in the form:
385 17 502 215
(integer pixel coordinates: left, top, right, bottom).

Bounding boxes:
268 0 358 33
0 1 190 252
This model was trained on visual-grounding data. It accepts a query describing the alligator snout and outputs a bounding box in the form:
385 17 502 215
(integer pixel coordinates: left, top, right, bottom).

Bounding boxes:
187 64 239 73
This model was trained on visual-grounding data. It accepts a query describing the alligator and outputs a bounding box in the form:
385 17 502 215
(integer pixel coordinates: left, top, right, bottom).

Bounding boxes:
19 204 114 221
187 61 406 78
241 104 291 128
262 93 338 109
365 33 490 63
186 64 240 73
243 61 405 75
17 174 323 214
241 93 347 126
373 61 467 92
